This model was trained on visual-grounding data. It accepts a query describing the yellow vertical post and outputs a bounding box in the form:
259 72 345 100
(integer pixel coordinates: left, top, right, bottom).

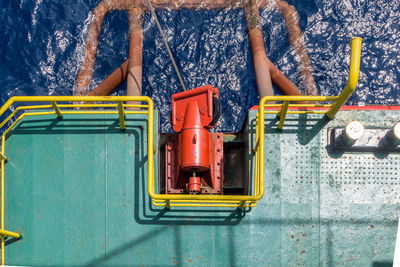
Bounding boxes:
0 153 6 162
50 101 62 118
277 101 289 129
117 102 125 130
254 113 259 196
1 135 5 265
326 37 362 119
147 99 154 203
259 98 265 199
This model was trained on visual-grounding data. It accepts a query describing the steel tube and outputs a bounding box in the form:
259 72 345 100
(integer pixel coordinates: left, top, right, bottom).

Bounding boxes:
326 37 362 119
76 1 114 96
246 3 274 98
0 229 21 239
274 0 317 95
127 8 143 99
88 59 129 96
77 0 313 99
246 2 302 97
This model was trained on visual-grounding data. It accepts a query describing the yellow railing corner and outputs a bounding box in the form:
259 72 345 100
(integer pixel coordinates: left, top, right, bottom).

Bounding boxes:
326 37 362 119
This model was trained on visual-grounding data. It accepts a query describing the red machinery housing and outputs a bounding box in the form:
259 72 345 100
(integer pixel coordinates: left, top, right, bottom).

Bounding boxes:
165 85 223 195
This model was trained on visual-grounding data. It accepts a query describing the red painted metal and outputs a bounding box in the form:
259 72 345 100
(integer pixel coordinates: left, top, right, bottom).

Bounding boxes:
188 177 201 193
166 86 223 195
171 85 219 132
165 133 223 195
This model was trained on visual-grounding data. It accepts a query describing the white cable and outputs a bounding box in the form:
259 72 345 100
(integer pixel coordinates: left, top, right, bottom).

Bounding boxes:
147 0 187 91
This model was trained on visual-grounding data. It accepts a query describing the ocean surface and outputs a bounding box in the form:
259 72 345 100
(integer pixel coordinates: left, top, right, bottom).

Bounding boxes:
1 0 399 132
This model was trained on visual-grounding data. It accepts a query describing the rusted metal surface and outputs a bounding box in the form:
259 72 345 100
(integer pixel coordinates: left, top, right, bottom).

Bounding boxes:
165 133 223 194
245 2 274 98
165 86 223 194
127 8 143 99
275 0 317 95
87 59 129 96
246 2 302 97
80 0 317 97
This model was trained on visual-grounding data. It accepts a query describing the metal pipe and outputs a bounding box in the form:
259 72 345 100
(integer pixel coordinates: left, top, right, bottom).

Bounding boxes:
88 59 129 96
274 0 317 95
246 3 273 98
77 0 314 98
127 8 143 99
117 102 126 130
0 229 21 239
326 37 362 119
246 2 302 97
50 101 62 118
76 1 113 96
265 57 303 96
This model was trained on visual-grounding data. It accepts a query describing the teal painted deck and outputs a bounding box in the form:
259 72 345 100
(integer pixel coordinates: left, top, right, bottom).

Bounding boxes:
2 109 400 266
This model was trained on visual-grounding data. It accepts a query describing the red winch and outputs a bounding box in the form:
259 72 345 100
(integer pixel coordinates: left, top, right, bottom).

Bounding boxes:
165 85 223 195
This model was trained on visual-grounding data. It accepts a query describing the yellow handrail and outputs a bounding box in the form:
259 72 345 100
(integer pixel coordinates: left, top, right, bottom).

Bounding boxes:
259 37 362 129
0 96 154 266
326 37 362 118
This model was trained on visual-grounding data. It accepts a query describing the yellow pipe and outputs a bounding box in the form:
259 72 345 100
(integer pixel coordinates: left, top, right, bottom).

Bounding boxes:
50 101 62 118
149 191 263 201
0 229 21 239
124 111 149 115
261 96 338 102
326 37 362 119
152 198 256 204
264 110 328 115
58 104 117 108
152 199 256 208
0 96 153 117
0 153 6 162
3 115 26 137
259 99 265 200
148 101 155 202
117 102 125 130
0 107 24 129
277 101 289 129
123 104 148 108
1 135 5 265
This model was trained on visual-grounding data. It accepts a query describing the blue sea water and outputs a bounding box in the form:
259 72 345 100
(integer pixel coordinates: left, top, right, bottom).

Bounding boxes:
0 0 399 132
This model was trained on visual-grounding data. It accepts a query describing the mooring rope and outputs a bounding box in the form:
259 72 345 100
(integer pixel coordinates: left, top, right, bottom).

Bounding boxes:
147 0 187 91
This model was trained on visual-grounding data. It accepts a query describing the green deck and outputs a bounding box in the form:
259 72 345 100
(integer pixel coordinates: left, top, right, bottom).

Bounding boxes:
3 109 399 266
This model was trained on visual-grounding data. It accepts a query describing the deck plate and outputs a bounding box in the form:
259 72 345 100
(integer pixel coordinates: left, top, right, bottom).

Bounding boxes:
3 109 400 266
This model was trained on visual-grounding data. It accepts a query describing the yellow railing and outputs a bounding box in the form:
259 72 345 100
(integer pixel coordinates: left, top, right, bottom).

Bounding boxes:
0 96 154 266
148 37 362 208
260 37 362 128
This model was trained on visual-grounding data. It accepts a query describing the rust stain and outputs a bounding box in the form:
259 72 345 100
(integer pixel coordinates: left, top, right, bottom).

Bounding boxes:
188 259 193 263
300 250 306 254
